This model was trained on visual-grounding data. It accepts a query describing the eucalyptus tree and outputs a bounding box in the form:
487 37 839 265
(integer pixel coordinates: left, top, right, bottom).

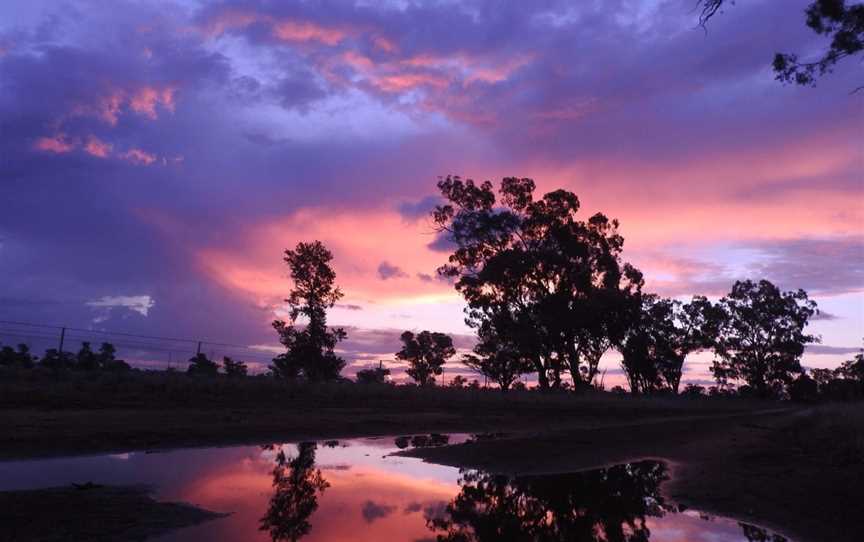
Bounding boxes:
699 0 864 89
433 176 643 389
711 279 819 397
621 295 721 394
397 331 455 386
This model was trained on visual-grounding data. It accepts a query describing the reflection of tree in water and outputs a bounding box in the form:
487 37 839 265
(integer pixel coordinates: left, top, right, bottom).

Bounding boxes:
740 523 788 542
395 433 451 449
428 460 670 542
260 442 329 542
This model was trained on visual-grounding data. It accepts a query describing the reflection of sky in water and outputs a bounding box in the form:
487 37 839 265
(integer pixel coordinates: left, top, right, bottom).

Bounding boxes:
0 436 787 541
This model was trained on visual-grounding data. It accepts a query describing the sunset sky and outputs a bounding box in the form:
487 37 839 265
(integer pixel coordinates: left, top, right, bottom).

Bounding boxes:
1 0 861 384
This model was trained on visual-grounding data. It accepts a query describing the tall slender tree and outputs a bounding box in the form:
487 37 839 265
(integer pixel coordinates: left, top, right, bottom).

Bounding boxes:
271 241 347 382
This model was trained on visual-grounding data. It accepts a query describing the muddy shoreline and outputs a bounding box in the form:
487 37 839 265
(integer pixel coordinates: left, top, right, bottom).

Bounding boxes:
0 485 224 541
402 407 862 542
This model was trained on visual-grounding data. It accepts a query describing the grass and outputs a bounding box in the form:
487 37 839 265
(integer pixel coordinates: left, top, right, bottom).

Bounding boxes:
0 368 766 417
789 404 864 467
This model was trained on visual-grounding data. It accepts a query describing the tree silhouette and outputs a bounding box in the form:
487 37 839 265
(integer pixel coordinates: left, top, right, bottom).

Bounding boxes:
187 352 219 376
433 176 643 390
699 0 863 89
0 343 35 369
75 342 100 371
39 348 75 370
96 342 130 371
837 342 864 383
463 312 533 391
355 361 390 384
739 522 789 542
260 442 329 542
448 374 469 388
428 461 671 541
711 279 818 398
271 241 346 382
397 331 456 386
223 356 248 378
621 295 720 394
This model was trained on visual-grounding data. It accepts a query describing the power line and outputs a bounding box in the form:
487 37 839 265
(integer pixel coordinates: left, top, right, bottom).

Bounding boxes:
0 319 276 351
0 320 280 363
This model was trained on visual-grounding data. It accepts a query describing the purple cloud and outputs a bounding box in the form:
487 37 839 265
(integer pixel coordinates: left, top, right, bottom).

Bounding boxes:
377 261 408 280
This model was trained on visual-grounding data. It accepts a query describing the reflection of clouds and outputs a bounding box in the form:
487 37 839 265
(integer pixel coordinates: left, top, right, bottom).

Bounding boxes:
1 439 788 541
403 502 422 514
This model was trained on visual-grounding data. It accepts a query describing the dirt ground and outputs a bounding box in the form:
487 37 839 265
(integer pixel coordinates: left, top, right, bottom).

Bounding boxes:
0 485 223 541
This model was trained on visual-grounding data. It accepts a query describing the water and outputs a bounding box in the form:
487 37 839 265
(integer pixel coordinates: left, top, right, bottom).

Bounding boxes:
0 434 788 541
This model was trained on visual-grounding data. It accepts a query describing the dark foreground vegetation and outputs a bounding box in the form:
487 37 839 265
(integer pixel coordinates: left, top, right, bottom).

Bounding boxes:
0 485 223 542
0 369 779 460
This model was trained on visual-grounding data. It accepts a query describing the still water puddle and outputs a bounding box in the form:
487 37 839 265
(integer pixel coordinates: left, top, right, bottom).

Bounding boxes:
0 434 788 541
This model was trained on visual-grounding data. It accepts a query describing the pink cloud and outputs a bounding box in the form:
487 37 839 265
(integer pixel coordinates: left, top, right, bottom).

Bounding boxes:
272 20 347 45
121 148 157 165
129 86 176 119
374 72 451 93
372 35 397 53
200 10 348 45
33 135 74 154
83 136 112 158
70 86 175 125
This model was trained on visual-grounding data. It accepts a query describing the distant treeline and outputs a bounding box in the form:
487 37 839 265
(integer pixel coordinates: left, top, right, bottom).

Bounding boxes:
3 178 862 402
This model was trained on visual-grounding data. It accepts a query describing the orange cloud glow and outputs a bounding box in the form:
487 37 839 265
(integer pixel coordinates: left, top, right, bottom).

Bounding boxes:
195 208 457 313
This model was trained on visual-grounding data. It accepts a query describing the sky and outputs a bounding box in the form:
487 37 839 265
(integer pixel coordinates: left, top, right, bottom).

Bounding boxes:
0 0 861 384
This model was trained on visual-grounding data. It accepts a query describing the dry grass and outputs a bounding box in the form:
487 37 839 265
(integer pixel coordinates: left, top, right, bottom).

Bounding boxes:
0 368 764 419
789 404 864 467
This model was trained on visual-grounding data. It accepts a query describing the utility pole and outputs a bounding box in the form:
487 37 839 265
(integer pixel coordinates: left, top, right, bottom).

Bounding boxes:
196 341 202 356
58 327 66 353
